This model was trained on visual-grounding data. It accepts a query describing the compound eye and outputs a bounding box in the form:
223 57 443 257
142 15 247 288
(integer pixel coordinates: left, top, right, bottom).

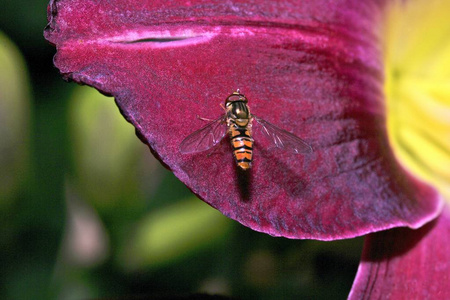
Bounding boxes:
227 95 241 102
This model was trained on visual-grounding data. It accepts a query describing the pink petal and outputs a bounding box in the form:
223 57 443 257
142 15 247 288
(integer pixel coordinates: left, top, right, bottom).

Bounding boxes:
45 0 442 239
349 206 450 299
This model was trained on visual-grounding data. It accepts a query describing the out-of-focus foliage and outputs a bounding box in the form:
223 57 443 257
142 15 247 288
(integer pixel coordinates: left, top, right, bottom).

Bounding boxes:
121 197 232 270
68 86 155 209
0 31 30 202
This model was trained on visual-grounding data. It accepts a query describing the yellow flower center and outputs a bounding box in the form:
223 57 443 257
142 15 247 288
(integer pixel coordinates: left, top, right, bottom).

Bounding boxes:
385 0 450 200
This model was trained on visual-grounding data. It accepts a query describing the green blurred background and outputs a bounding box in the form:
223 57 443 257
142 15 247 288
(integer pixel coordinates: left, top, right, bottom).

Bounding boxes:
0 1 362 299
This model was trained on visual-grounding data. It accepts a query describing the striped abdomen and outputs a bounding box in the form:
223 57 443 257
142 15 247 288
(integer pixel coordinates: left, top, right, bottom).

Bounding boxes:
229 124 254 170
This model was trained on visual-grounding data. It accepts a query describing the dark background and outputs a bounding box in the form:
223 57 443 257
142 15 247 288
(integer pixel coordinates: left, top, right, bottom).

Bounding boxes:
0 1 362 299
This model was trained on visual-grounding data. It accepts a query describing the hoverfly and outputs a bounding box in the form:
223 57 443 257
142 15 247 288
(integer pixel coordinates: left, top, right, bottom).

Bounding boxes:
179 90 312 170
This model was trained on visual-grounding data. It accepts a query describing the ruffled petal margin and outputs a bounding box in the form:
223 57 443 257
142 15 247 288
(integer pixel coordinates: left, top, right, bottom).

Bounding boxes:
349 206 450 299
45 0 442 239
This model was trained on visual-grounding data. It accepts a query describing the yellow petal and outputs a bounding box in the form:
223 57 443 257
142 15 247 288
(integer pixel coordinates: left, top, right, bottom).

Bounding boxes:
385 0 450 199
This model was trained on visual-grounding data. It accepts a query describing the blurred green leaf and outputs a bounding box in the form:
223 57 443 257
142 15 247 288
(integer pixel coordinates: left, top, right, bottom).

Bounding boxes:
68 86 160 210
122 197 232 270
0 31 30 202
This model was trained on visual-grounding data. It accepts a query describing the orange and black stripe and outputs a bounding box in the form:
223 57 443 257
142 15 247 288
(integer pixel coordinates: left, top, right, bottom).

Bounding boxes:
229 124 254 170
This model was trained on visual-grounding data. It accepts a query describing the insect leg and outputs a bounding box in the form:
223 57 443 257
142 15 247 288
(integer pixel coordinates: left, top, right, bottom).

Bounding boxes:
196 115 217 122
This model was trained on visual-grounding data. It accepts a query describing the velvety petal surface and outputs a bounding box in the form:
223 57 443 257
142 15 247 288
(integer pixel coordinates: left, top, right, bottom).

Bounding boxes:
349 206 450 300
45 0 442 239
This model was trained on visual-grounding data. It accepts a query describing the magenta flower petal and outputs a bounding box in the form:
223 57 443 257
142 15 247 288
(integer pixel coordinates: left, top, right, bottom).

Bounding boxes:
44 0 443 239
349 206 450 299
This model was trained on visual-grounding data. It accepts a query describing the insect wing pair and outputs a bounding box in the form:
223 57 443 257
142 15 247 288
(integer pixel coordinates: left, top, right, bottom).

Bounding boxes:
179 114 312 155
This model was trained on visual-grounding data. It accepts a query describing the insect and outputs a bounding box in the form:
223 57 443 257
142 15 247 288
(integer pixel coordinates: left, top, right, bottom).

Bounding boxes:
179 90 312 170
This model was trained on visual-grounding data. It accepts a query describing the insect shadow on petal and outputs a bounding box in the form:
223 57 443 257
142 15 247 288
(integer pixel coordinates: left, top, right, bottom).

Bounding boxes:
180 90 313 201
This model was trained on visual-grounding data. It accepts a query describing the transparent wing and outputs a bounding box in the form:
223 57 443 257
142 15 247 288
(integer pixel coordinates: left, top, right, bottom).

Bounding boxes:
179 116 227 154
253 115 312 154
